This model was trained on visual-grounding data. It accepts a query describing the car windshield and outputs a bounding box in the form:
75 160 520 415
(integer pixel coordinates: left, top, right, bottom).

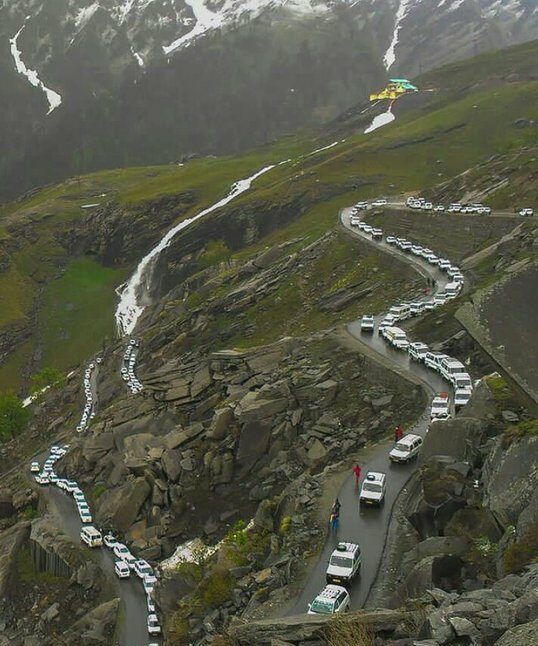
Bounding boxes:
363 482 382 493
330 555 353 568
310 599 334 614
394 443 411 452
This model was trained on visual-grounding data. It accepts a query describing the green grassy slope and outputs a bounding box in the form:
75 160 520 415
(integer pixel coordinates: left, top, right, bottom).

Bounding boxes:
0 40 536 392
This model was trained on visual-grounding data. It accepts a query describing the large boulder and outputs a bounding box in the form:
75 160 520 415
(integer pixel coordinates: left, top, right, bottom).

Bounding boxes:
208 407 235 440
483 434 538 526
96 477 151 532
492 619 538 646
0 488 14 519
63 598 120 645
0 522 30 598
419 417 486 464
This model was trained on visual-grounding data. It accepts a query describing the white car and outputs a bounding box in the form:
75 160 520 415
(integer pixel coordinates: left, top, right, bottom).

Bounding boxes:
399 241 412 252
113 544 131 559
35 475 49 485
434 205 445 212
455 388 472 409
359 472 386 507
389 434 423 463
519 208 533 217
371 199 387 207
30 462 40 473
386 235 397 244
134 560 154 579
64 481 79 493
79 509 93 524
384 326 409 350
431 393 451 420
143 574 158 595
80 526 102 548
103 533 118 549
147 614 161 635
408 342 429 361
326 542 361 586
360 315 375 332
147 594 156 614
308 585 350 615
115 560 131 579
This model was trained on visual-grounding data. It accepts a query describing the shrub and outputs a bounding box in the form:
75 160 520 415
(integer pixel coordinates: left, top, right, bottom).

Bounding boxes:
323 613 375 646
30 367 65 394
201 569 233 607
503 519 538 574
279 516 292 534
166 612 191 645
0 392 30 442
503 419 538 446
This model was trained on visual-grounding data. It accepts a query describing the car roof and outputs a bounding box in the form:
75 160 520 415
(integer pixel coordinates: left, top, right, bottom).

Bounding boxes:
317 584 347 599
365 471 385 483
397 434 422 445
333 541 360 556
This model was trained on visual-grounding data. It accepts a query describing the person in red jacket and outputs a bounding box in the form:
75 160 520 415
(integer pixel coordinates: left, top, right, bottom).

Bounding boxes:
395 425 404 442
353 464 361 487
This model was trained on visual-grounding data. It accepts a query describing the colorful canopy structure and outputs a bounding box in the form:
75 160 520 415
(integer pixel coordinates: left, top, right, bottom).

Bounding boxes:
369 78 418 101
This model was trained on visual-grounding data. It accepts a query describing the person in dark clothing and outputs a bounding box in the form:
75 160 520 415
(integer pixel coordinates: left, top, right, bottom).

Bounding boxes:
332 498 341 516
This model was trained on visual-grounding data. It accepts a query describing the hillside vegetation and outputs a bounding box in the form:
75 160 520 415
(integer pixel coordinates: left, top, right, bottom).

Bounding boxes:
0 40 536 393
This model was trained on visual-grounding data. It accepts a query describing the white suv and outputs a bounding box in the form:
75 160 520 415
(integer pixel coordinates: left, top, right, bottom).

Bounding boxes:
359 472 386 507
389 434 423 463
431 393 451 420
308 584 350 615
326 542 361 585
360 315 374 332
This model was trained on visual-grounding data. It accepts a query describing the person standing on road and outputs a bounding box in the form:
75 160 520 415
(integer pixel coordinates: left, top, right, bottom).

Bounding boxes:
330 512 339 533
353 464 362 487
332 498 341 516
395 425 404 442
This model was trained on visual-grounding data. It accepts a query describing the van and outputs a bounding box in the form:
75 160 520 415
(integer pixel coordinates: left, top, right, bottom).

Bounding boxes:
326 542 361 585
361 315 374 332
80 526 103 548
409 342 429 361
444 282 461 298
115 560 131 579
425 352 449 372
359 472 386 506
409 302 426 316
454 373 472 390
389 304 411 320
431 393 451 420
308 585 350 615
389 434 423 463
440 358 466 382
384 327 409 350
349 215 361 226
371 228 383 240
455 388 472 409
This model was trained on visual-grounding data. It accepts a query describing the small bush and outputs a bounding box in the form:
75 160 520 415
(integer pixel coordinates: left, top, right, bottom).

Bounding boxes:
30 367 65 394
503 419 538 446
21 505 38 520
279 516 292 534
201 570 234 608
504 519 538 574
166 612 191 646
486 374 519 409
0 392 30 442
324 613 374 646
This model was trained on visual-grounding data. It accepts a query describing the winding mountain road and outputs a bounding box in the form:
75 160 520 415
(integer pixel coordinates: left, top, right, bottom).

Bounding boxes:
290 208 454 614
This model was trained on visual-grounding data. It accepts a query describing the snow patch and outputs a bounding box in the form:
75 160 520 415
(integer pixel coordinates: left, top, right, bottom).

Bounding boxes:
364 108 395 133
383 0 412 71
115 164 275 335
75 2 99 28
9 20 62 115
307 140 339 155
163 0 330 54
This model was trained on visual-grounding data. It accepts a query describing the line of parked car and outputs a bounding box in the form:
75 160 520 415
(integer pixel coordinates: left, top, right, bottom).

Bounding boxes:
76 359 101 432
308 206 473 616
405 196 493 215
31 444 161 640
122 339 144 394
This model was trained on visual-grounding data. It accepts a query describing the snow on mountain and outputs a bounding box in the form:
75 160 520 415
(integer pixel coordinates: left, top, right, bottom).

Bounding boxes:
9 18 62 115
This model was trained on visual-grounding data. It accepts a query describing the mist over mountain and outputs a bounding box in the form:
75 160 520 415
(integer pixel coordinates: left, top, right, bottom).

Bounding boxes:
1 0 536 199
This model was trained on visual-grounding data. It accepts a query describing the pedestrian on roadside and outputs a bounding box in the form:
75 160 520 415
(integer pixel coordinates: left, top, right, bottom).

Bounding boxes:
332 498 341 516
395 425 404 442
353 464 362 487
330 512 339 533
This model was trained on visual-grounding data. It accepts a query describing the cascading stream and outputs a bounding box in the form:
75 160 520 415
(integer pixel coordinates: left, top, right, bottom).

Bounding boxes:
114 164 275 336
